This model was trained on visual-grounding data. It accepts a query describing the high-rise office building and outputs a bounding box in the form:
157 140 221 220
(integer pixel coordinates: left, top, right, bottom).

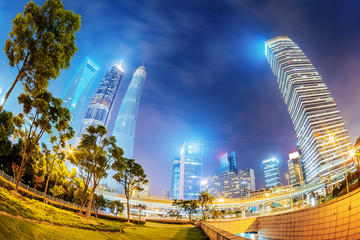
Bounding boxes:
287 152 304 185
179 142 203 200
263 157 281 188
102 65 146 191
203 169 256 198
112 65 147 159
77 65 125 143
171 158 181 199
265 36 352 184
62 57 101 124
217 151 237 174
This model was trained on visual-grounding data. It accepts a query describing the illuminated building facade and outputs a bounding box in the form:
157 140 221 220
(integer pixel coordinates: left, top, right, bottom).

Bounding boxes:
62 57 101 123
112 65 147 158
179 142 203 200
77 65 125 143
287 152 304 185
218 151 237 174
203 169 256 198
103 65 146 191
265 36 352 184
263 157 281 188
171 158 181 199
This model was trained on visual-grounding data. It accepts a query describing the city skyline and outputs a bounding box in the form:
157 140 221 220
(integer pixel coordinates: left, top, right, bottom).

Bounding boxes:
1 0 360 195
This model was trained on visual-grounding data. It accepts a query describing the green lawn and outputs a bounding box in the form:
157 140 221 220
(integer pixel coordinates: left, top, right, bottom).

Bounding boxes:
0 214 209 240
0 186 208 239
0 185 131 231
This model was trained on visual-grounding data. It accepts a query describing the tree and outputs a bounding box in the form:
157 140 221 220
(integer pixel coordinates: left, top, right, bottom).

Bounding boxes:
93 194 106 219
75 125 121 220
50 184 65 198
112 158 148 223
1 0 81 113
134 204 146 221
183 200 198 222
210 207 222 220
198 191 216 221
12 91 69 193
33 175 44 191
171 199 184 220
0 111 15 171
108 200 124 217
42 107 74 203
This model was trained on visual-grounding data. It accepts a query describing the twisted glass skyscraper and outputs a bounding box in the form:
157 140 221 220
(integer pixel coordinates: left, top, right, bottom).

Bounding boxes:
103 65 146 191
112 65 147 158
77 65 125 143
265 36 351 185
62 57 101 123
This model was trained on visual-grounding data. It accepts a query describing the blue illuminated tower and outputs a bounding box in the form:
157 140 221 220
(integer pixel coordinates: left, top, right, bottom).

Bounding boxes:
171 158 181 199
218 151 237 174
263 157 281 188
112 65 147 158
76 65 125 143
62 57 101 124
179 142 203 200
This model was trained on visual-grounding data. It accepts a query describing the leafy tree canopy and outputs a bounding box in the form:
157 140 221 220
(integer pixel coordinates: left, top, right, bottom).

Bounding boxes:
1 0 81 113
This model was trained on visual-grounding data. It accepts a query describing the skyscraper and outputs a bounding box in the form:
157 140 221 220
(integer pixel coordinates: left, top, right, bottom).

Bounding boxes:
287 152 304 185
265 36 352 185
179 142 203 200
203 169 256 198
171 158 181 199
112 65 147 159
77 65 125 143
263 157 281 188
218 151 237 174
103 65 146 191
62 57 101 123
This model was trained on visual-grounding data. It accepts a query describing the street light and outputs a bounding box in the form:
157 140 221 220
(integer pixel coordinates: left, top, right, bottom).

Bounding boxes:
329 134 349 194
319 173 333 199
285 173 293 210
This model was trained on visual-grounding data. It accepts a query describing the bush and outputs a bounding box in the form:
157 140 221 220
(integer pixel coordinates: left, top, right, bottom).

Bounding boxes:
146 218 190 225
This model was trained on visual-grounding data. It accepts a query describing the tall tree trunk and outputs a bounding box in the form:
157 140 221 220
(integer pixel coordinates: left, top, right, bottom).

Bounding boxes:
43 176 51 203
14 154 26 193
0 71 23 114
43 152 58 203
85 184 97 220
127 198 130 223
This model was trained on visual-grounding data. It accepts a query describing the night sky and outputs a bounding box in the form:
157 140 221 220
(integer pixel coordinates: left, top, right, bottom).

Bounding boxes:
1 0 360 195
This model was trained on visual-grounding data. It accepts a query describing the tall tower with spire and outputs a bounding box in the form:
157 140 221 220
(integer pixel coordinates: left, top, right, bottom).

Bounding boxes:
62 57 101 124
103 65 146 190
76 64 125 143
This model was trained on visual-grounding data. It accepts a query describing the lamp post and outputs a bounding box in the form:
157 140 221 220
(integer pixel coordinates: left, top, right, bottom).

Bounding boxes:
329 135 349 195
319 173 333 199
285 174 293 210
295 167 304 205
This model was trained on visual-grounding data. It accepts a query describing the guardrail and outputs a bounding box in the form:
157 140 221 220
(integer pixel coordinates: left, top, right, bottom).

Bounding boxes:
0 170 81 209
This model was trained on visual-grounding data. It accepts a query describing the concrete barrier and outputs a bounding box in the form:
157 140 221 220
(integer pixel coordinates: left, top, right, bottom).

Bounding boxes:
199 222 248 240
206 186 360 239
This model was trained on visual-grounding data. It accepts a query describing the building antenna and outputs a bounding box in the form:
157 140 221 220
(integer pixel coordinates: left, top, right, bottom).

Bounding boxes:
142 59 144 66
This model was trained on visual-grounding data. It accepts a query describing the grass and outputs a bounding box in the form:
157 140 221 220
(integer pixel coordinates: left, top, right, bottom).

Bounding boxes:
0 214 209 240
0 186 209 239
0 186 131 231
